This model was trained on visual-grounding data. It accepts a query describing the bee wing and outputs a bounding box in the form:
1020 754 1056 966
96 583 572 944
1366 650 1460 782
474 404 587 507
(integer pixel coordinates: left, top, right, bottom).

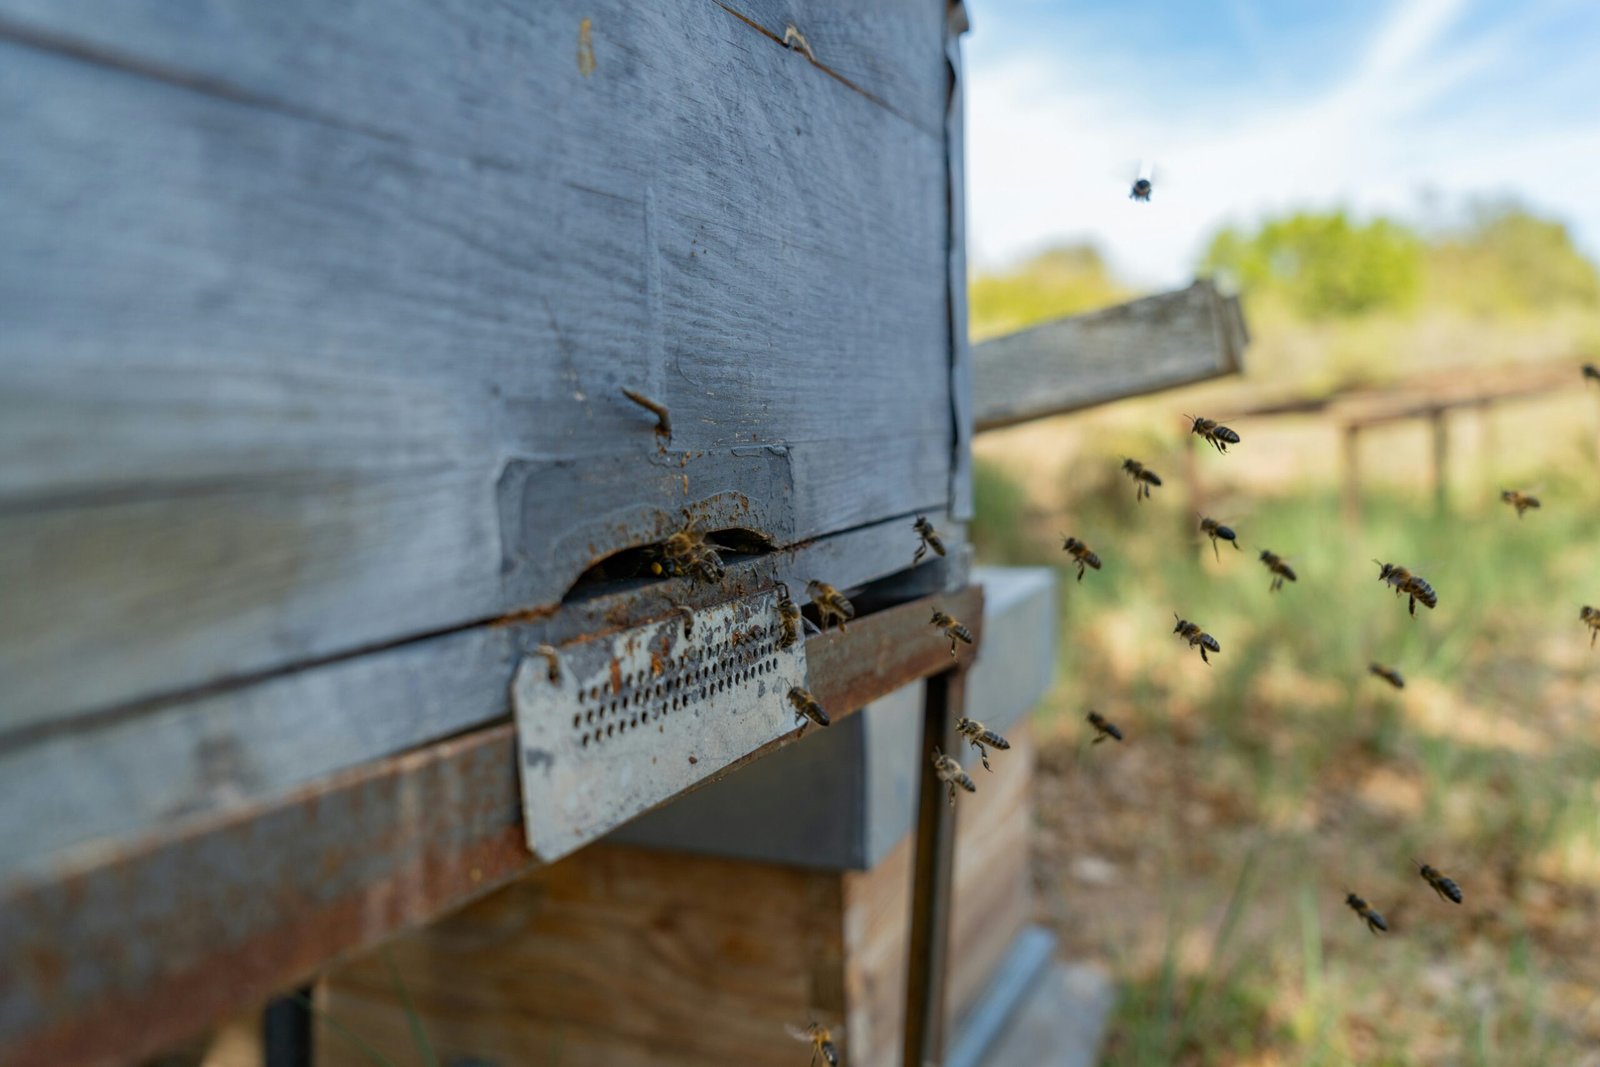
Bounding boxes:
785 1024 813 1043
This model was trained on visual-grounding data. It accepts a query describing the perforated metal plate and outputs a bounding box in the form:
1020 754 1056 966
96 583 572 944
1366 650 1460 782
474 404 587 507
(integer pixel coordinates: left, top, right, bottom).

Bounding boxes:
511 589 809 862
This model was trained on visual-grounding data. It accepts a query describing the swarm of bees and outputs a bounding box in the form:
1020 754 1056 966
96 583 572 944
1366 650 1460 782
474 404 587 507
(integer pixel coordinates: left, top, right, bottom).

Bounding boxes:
1500 489 1541 518
1060 535 1102 581
1258 549 1296 592
1121 458 1163 501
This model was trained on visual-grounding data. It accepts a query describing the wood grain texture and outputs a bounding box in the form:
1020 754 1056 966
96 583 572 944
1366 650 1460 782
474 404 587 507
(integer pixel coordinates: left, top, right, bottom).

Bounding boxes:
972 281 1248 432
316 728 1030 1067
0 0 955 730
0 515 967 880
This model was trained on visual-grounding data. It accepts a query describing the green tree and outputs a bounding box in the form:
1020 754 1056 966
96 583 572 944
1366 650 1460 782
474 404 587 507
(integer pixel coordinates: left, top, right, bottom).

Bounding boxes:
969 244 1130 341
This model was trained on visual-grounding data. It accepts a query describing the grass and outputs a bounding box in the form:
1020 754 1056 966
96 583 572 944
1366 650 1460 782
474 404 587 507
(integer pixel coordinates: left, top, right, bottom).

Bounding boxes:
984 421 1600 1064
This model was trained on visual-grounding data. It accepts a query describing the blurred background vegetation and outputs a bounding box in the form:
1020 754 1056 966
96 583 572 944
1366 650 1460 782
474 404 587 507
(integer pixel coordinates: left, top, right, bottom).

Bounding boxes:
975 202 1600 1065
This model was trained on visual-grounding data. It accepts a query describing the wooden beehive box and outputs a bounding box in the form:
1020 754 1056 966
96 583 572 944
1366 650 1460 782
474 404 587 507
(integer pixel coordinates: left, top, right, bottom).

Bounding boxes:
0 2 976 1063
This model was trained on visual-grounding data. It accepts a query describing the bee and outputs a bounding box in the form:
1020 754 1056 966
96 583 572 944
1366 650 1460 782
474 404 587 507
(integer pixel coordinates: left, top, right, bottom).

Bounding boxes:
931 746 976 805
1128 160 1154 201
1368 662 1405 689
930 609 974 658
787 686 830 729
806 580 855 633
1172 613 1220 664
1186 414 1241 454
1500 489 1541 518
1258 549 1297 592
1199 516 1240 561
1061 535 1103 581
913 515 946 565
1416 861 1463 904
775 583 807 648
1581 605 1600 648
785 1021 839 1066
1121 458 1163 501
1375 560 1437 616
1583 362 1600 385
1086 710 1123 744
651 529 725 584
955 717 1010 771
1345 891 1389 934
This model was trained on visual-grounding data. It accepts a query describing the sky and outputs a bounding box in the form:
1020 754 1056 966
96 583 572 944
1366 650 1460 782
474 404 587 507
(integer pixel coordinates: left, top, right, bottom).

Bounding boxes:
964 0 1600 288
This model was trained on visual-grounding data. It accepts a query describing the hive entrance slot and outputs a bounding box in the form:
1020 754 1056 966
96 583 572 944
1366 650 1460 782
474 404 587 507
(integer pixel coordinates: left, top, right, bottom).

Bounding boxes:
565 526 774 597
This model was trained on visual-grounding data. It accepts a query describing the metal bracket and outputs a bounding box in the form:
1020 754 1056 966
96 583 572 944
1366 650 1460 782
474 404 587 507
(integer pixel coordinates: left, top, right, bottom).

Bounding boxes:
512 588 809 862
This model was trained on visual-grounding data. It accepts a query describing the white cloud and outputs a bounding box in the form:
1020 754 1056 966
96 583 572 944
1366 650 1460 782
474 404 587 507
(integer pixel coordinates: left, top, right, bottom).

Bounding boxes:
965 0 1600 287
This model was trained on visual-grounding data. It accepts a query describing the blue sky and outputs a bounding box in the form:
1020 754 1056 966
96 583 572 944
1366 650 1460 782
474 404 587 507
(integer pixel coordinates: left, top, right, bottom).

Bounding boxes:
964 0 1600 287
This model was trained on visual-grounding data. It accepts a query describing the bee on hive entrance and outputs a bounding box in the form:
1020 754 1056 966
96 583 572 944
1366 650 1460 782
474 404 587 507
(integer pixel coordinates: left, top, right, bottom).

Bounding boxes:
1258 549 1297 592
651 527 725 585
1186 414 1241 454
930 609 974 658
931 747 976 806
774 583 814 649
1375 560 1437 616
806 580 855 632
1172 613 1220 664
1345 892 1388 933
1368 662 1404 689
787 687 830 729
1416 861 1463 904
956 717 1010 771
913 515 945 565
1086 710 1123 744
1121 458 1162 502
1581 605 1600 648
1500 489 1541 518
1061 535 1102 581
1199 516 1239 561
785 1021 839 1066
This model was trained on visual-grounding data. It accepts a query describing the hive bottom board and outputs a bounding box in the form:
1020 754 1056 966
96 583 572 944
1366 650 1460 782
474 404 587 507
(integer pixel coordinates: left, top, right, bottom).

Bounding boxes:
314 723 1036 1067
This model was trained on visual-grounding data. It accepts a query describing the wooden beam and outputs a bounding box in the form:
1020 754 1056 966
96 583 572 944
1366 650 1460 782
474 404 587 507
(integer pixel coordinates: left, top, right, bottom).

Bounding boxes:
0 585 982 1067
971 280 1247 432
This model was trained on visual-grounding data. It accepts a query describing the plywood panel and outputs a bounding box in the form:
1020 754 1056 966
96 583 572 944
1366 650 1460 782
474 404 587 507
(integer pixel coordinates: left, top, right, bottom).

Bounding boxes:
0 0 955 730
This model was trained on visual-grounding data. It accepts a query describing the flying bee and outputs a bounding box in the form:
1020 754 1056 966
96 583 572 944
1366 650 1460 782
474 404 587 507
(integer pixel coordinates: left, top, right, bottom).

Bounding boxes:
1121 458 1162 501
1581 605 1600 648
1258 549 1297 592
806 580 855 633
785 1021 839 1067
913 515 946 565
931 746 976 805
955 717 1010 771
930 609 974 658
1374 560 1437 616
1186 414 1241 454
1086 710 1123 744
1345 891 1388 934
1368 662 1405 689
1500 489 1541 518
1172 613 1220 664
1061 535 1103 581
1198 516 1240 561
787 686 830 729
1128 159 1154 201
1416 861 1463 904
1583 362 1600 385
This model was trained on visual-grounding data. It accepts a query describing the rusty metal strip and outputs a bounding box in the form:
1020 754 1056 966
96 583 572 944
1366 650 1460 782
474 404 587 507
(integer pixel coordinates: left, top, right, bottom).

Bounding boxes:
0 584 982 1067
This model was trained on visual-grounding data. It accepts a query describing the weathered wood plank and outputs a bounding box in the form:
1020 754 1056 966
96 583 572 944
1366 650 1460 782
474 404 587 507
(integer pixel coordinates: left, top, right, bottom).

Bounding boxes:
0 514 967 880
0 0 954 730
971 280 1247 432
0 584 979 1067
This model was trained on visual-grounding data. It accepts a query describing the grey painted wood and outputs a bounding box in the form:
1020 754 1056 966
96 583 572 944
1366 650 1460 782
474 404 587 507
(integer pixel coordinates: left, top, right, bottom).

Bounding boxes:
946 2 975 519
0 513 966 880
0 0 957 731
972 281 1248 431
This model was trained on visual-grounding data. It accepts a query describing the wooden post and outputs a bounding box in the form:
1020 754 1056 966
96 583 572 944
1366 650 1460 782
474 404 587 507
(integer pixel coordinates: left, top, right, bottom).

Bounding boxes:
1340 424 1362 530
1429 408 1449 515
903 668 965 1067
